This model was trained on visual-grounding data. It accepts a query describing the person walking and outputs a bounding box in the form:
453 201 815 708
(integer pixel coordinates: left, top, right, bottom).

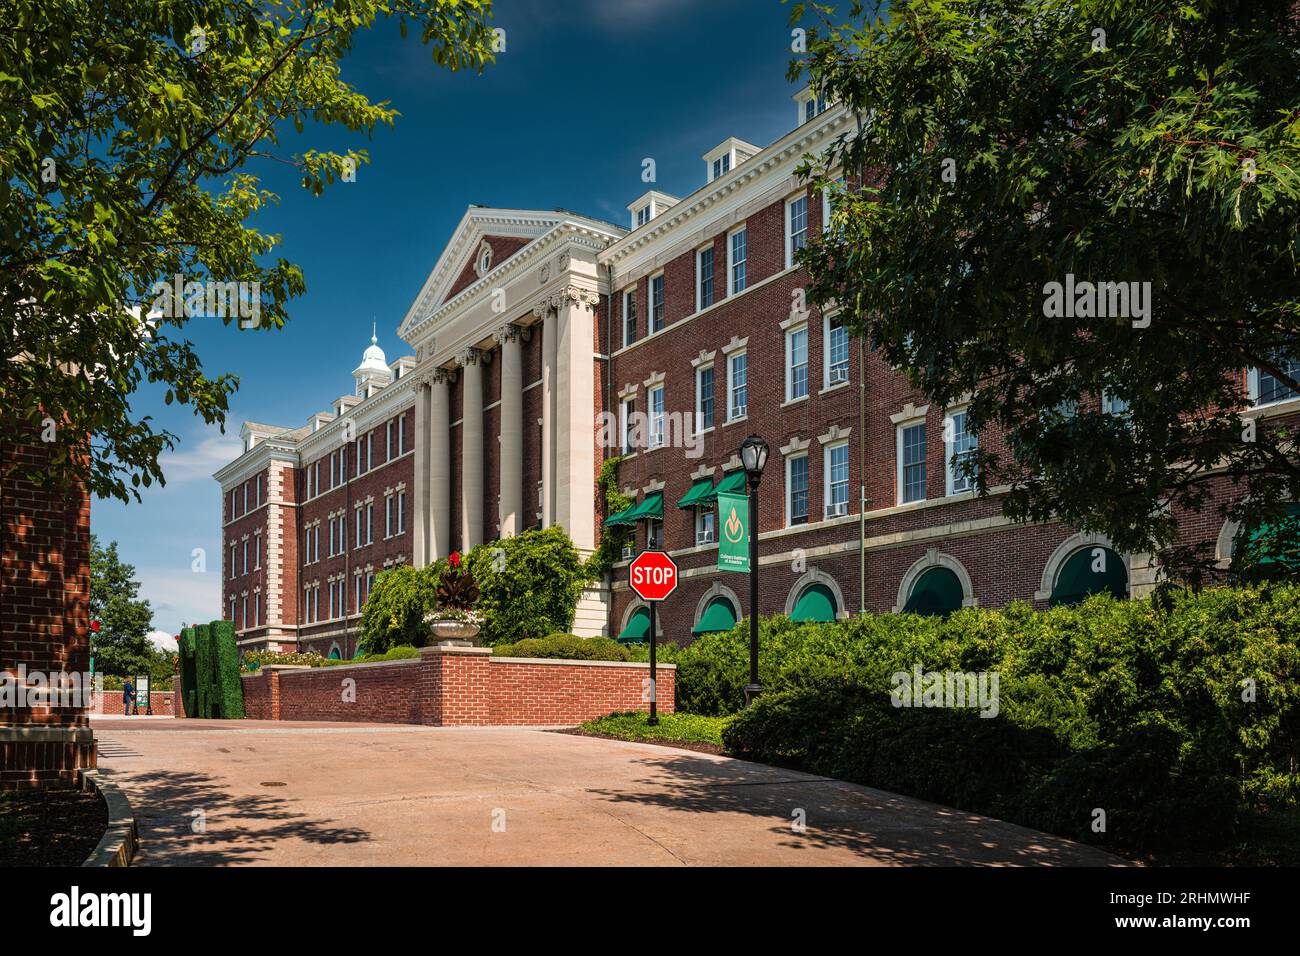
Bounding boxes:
122 678 134 715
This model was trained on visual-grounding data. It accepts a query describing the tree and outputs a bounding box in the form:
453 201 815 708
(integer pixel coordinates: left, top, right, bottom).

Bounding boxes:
89 534 155 675
0 0 495 502
466 527 587 644
358 563 438 653
792 0 1300 581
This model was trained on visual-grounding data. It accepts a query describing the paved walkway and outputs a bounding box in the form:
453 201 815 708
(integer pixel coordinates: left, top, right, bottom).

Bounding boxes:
90 717 1123 866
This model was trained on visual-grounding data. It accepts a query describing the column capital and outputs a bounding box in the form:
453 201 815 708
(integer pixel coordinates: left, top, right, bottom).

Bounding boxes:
550 285 601 312
492 323 530 346
532 299 554 320
429 365 457 386
458 347 489 368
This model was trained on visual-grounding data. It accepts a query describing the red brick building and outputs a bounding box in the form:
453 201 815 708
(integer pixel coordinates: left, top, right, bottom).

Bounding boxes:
217 91 1299 653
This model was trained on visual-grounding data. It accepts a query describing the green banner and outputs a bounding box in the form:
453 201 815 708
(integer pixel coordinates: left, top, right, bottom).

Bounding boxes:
717 491 750 573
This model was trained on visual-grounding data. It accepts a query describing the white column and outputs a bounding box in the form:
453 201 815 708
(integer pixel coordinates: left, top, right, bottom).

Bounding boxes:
428 369 451 561
494 324 525 538
539 302 558 528
459 348 484 550
413 380 430 567
554 287 598 552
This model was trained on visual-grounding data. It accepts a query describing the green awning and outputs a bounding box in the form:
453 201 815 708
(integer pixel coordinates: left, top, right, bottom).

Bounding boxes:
676 478 715 510
1050 547 1127 607
790 583 837 623
903 567 964 617
617 607 650 645
604 503 637 527
693 597 737 634
1237 504 1300 574
699 469 746 504
623 491 664 522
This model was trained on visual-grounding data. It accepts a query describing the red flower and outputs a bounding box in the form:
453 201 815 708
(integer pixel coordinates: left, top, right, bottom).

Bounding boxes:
90 619 101 632
448 551 461 569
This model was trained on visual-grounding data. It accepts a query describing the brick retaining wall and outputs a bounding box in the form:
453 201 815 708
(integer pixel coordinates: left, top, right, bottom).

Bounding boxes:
89 690 176 716
238 647 674 726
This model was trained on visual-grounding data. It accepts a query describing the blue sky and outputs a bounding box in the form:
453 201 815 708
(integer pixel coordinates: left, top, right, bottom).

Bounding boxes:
93 0 815 642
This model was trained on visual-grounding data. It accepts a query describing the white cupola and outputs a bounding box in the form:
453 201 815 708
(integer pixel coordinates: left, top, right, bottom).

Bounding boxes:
353 323 393 398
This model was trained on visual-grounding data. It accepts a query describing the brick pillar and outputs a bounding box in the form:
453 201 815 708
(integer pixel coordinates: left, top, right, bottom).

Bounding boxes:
417 645 493 726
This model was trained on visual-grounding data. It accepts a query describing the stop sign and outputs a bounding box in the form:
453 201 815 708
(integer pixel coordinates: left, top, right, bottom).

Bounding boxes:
629 551 678 602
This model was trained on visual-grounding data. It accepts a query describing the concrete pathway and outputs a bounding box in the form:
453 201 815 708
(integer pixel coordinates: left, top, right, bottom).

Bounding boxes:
89 716 1124 866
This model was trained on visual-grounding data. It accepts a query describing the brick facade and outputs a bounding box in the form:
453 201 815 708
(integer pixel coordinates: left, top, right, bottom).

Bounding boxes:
1 431 96 789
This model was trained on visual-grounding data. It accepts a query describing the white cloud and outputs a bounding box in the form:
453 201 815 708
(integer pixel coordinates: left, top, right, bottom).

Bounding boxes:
158 431 243 483
147 629 178 653
137 566 222 635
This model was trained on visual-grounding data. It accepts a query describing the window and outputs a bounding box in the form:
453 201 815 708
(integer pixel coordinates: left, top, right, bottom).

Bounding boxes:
254 593 260 627
825 443 850 516
355 574 363 611
329 582 336 619
398 414 406 455
826 317 849 386
804 94 828 123
328 518 336 557
786 195 808 267
728 351 748 421
728 227 747 294
712 153 731 180
313 460 320 495
1101 392 1131 418
622 289 637 348
786 325 809 402
649 274 665 334
697 246 714 310
898 422 927 504
254 534 262 570
229 489 236 520
242 482 248 513
329 453 336 487
339 513 345 550
646 518 662 551
366 572 374 596
241 595 247 630
945 408 978 495
386 421 394 461
229 544 235 579
695 508 716 546
648 385 665 449
255 476 261 508
241 539 248 574
397 490 406 534
229 597 236 622
355 506 363 547
636 205 651 227
366 433 373 472
366 502 374 544
787 454 809 526
385 495 393 538
620 397 636 454
1250 356 1300 406
696 365 715 432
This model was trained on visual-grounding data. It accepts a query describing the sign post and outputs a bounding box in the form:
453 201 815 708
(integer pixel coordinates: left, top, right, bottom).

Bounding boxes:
629 550 679 726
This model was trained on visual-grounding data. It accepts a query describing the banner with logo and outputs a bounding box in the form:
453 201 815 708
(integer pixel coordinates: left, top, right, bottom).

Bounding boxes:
717 491 750 572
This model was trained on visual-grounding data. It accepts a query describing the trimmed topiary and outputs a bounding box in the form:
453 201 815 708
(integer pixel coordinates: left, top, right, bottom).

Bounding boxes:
178 627 197 718
210 619 244 719
193 623 212 718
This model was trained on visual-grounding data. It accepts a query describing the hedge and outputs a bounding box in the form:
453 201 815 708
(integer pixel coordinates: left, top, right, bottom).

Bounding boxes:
714 583 1300 852
193 623 212 718
179 627 196 716
493 633 629 661
211 620 244 718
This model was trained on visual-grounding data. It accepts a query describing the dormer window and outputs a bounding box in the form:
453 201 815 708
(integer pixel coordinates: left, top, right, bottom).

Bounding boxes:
636 205 651 227
703 138 757 184
796 88 831 126
712 154 731 180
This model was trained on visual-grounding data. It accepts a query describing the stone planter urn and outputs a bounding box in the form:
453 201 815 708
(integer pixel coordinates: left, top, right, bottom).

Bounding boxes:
426 616 481 647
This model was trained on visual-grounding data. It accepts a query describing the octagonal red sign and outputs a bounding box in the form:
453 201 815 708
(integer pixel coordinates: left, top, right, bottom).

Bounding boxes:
629 550 678 602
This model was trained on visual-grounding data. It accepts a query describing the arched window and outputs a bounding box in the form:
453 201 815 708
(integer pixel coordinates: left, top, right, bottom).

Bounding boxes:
1231 503 1300 581
693 596 737 635
902 566 964 617
327 644 342 660
789 582 837 624
1050 547 1127 607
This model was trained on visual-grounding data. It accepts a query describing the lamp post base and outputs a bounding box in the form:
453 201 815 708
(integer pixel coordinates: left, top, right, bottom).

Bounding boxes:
744 683 763 708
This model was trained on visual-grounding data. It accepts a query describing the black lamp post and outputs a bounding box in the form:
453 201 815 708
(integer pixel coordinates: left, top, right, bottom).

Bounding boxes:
740 434 769 707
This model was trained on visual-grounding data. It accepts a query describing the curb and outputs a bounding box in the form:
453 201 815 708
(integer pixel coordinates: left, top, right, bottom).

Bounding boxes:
79 769 138 867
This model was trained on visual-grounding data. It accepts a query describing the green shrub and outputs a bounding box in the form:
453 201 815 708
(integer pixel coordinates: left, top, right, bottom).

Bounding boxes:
241 650 328 671
211 620 244 719
320 645 421 666
193 623 212 718
178 627 196 716
582 711 730 746
465 528 588 645
715 583 1300 852
359 564 438 653
493 633 629 661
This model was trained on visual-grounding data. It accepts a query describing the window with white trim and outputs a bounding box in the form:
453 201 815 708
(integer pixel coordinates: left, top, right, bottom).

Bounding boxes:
696 365 715 432
366 502 374 544
636 205 651 227
254 533 262 570
241 539 248 574
825 316 849 386
355 505 363 548
329 453 336 487
648 385 665 449
787 454 809 526
397 490 406 534
695 507 716 546
355 574 363 612
649 273 665 334
1249 356 1300 406
728 227 747 295
242 482 248 514
1101 392 1131 418
229 597 236 622
786 325 809 402
387 421 394 461
786 195 808 267
822 175 845 234
712 153 731 180
825 443 850 517
897 422 927 504
398 414 406 454
241 595 247 630
385 494 394 538
945 408 978 495
697 246 714 310
727 351 748 421
622 288 637 348
645 518 662 551
620 397 636 454
254 592 260 627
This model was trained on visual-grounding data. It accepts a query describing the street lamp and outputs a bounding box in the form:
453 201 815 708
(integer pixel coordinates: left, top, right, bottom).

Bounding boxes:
740 435 769 707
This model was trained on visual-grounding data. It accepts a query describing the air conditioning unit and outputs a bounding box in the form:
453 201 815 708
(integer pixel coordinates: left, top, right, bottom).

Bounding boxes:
696 529 716 546
826 501 848 518
620 545 634 561
732 405 747 420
